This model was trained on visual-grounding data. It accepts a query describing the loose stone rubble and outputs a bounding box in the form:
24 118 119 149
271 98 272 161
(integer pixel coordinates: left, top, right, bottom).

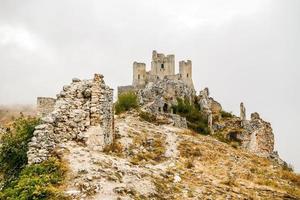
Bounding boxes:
27 74 114 164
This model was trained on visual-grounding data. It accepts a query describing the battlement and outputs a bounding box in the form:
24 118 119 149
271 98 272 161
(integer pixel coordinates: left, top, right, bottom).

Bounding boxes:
152 50 175 62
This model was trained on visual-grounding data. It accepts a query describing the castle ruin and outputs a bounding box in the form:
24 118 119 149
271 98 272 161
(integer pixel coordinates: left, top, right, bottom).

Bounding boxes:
118 50 194 96
28 74 114 164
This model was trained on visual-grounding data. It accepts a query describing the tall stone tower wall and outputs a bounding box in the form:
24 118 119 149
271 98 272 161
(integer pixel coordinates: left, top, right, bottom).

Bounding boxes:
151 50 175 79
179 60 194 89
27 74 114 164
133 62 146 87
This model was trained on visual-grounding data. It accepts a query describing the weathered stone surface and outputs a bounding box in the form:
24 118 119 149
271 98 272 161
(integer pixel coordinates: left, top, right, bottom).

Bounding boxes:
27 74 114 164
37 97 56 118
245 112 274 157
138 79 196 114
240 102 246 126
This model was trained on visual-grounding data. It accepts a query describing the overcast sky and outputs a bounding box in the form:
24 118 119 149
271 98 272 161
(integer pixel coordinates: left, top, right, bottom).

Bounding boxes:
0 0 299 171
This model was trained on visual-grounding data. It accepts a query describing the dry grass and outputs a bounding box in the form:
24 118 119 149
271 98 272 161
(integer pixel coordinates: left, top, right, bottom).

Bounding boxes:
103 140 124 157
129 133 166 165
179 140 202 158
280 170 300 187
0 105 36 126
151 174 183 200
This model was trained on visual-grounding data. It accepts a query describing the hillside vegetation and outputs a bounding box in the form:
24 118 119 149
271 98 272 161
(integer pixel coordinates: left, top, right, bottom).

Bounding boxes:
0 110 299 199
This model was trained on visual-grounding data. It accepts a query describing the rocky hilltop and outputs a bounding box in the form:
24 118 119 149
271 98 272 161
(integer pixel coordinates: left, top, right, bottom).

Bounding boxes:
0 52 299 199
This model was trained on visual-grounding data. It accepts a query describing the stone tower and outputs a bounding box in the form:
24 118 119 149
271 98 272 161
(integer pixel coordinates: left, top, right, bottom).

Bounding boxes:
133 62 146 87
179 60 194 89
151 50 175 79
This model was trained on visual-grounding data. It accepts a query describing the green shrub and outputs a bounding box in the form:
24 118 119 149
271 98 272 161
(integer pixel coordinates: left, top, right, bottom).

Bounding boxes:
172 98 210 135
115 92 139 114
0 157 69 200
0 117 40 182
220 110 234 118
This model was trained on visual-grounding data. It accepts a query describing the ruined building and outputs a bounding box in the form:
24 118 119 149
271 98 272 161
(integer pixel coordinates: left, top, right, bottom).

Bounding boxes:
28 74 114 164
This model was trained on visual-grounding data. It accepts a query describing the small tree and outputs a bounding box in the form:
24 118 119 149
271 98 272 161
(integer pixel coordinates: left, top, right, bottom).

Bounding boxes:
115 92 139 114
172 98 210 135
0 117 40 182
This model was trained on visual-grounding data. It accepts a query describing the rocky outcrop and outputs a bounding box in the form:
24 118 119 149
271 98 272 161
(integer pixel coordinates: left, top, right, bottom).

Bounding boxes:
198 88 222 117
214 107 275 158
27 74 114 164
244 112 274 157
138 79 196 114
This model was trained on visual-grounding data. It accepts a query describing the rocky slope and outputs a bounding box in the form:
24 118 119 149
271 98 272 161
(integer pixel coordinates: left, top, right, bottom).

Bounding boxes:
57 112 299 200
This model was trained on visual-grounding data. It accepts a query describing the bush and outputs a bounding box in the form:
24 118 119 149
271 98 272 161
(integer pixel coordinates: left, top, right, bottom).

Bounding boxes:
0 117 40 182
221 110 234 118
115 92 139 114
0 157 69 200
172 98 210 135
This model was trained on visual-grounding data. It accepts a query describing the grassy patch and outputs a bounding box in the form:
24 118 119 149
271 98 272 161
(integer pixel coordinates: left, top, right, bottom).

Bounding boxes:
0 117 40 183
172 98 210 135
0 117 69 199
139 111 157 123
103 140 124 157
179 141 202 158
220 110 234 118
0 157 69 200
115 92 139 114
130 134 166 165
151 175 182 200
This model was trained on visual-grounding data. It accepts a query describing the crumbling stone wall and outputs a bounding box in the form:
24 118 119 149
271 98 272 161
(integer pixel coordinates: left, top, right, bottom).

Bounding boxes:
27 74 114 164
244 112 274 157
37 97 56 118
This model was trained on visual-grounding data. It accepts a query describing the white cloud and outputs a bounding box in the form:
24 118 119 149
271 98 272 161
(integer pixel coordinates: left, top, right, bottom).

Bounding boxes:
0 25 40 51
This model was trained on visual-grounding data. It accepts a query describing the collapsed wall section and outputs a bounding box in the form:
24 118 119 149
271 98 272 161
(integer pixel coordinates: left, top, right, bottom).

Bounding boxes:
244 113 274 157
27 74 114 164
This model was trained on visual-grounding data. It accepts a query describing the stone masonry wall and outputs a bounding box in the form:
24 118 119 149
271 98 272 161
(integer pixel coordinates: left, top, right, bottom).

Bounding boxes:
27 74 114 164
245 112 274 157
37 97 56 118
